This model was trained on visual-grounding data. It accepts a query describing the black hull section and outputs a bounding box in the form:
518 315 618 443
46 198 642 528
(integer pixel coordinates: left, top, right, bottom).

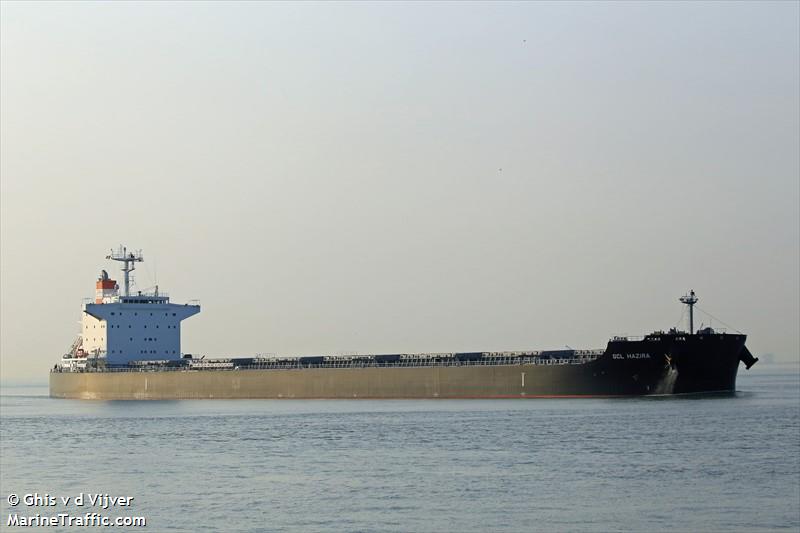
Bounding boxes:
576 332 749 396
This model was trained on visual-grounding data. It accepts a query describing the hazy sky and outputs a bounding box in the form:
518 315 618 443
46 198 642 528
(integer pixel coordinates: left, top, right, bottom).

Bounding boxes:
1 1 798 382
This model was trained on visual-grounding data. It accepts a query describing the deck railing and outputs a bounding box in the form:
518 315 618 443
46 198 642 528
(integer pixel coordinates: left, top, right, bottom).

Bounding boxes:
52 353 603 373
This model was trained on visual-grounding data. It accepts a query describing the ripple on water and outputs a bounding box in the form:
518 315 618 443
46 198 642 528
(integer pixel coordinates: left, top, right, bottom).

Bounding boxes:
1 368 799 532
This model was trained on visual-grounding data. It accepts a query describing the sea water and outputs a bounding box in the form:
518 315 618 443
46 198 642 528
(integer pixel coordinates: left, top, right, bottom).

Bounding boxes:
1 364 798 532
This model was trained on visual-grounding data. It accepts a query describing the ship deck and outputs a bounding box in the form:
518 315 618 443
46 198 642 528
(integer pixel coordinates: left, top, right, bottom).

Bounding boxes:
53 350 606 373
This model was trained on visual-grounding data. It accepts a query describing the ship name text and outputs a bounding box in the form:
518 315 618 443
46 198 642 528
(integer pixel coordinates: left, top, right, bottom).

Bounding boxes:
611 353 651 360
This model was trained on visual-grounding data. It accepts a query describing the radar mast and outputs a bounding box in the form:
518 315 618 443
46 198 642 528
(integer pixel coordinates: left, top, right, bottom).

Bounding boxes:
106 246 143 297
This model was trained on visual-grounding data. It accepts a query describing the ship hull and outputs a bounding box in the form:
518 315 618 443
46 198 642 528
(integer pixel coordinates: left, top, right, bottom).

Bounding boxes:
49 333 749 400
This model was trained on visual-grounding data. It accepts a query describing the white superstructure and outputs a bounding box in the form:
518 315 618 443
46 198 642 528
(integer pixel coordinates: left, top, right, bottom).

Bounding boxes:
62 247 200 367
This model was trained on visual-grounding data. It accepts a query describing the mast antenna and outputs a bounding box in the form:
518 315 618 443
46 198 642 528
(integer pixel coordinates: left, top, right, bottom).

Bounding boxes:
679 289 699 334
106 246 143 297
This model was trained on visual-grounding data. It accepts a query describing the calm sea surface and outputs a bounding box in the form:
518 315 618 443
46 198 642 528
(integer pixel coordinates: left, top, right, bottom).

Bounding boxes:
1 364 798 533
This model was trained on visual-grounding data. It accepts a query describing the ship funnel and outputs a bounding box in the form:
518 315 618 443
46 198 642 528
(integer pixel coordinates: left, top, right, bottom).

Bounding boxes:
95 271 118 303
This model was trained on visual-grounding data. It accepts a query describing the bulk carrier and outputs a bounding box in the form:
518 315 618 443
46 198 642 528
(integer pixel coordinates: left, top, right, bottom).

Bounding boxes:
49 247 759 400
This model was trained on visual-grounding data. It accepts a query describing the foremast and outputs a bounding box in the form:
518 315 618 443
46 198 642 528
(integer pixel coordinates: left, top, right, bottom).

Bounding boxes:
679 290 699 334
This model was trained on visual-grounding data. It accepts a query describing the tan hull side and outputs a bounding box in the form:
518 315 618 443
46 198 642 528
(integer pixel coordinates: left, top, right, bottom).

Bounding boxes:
49 365 567 400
